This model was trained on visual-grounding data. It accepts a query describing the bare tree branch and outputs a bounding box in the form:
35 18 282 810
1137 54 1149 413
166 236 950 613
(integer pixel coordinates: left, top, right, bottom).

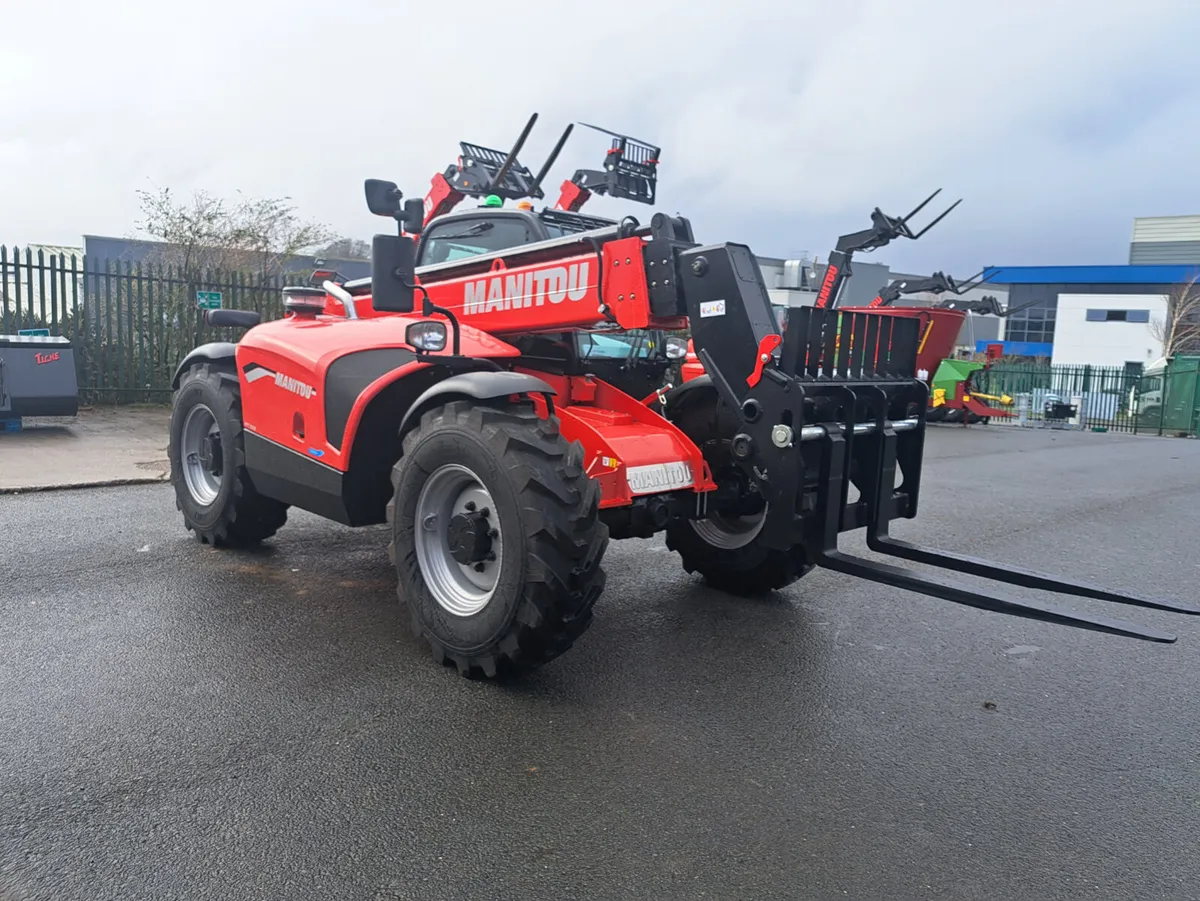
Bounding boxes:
133 185 335 284
1149 274 1200 358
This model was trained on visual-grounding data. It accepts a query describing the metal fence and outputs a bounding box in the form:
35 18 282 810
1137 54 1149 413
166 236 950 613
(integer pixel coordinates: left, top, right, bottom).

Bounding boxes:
1 245 308 403
972 362 1200 436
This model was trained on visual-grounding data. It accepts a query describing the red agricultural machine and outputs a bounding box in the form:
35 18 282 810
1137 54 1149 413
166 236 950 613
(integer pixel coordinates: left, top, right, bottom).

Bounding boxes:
167 115 1197 680
858 270 1037 424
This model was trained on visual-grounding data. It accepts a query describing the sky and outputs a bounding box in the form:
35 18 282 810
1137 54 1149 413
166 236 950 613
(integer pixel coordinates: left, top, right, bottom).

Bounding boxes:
2 0 1198 277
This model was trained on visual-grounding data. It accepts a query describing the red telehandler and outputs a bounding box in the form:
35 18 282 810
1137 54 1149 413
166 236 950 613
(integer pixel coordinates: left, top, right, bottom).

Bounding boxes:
167 117 1197 680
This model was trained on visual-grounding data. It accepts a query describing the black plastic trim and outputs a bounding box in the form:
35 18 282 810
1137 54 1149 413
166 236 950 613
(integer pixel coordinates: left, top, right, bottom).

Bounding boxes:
243 431 350 524
324 348 418 450
397 370 557 437
171 342 237 389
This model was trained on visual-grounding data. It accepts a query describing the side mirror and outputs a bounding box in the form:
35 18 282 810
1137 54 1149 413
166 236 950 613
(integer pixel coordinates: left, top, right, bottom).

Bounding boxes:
365 179 403 217
401 198 425 235
370 234 417 314
364 179 426 235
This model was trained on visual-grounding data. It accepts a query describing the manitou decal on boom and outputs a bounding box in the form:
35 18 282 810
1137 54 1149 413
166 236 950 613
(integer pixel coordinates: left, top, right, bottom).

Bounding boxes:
462 262 591 314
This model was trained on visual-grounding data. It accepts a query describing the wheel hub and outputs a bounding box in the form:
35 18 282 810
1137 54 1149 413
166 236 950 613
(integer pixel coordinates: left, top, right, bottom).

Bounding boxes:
180 403 223 507
199 434 223 476
447 507 494 565
414 465 504 617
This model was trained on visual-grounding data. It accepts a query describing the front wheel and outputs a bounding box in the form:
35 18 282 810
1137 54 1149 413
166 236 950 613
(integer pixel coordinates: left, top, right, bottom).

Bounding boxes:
168 362 289 547
663 389 813 596
386 400 608 679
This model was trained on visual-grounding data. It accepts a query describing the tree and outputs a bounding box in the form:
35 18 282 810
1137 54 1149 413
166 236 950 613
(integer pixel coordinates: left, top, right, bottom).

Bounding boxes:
1150 274 1200 358
123 186 337 380
133 185 335 284
316 237 371 261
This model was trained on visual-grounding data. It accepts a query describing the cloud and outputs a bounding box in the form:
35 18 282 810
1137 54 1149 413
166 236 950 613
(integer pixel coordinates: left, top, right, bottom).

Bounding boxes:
2 0 1197 277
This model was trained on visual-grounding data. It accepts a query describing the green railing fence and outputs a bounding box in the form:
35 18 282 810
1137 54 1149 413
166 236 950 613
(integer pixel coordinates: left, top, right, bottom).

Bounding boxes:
973 361 1200 436
1 245 308 403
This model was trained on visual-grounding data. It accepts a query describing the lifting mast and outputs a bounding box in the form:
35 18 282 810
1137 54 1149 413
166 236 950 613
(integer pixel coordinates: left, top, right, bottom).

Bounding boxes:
419 115 660 228
814 190 962 310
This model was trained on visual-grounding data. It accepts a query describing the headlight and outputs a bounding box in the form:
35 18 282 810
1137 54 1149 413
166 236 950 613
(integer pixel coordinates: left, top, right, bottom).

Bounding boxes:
664 336 688 360
406 320 448 352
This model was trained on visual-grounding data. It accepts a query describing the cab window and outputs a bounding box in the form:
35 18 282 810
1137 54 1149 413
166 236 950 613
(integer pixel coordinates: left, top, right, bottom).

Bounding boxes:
419 216 535 266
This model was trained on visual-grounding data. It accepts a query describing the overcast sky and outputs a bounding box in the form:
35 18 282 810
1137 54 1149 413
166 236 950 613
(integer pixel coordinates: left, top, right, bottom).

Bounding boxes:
2 0 1197 276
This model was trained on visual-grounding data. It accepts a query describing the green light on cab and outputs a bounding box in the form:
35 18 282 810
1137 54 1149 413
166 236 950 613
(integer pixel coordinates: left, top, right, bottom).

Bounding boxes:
483 195 503 207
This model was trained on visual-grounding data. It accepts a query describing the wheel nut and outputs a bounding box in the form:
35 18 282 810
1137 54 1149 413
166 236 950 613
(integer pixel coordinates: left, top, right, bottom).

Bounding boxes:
771 424 794 448
422 514 438 530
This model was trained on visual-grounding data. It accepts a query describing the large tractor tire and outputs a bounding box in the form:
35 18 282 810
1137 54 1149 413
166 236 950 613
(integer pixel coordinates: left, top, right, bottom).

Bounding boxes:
168 362 289 547
664 390 814 596
387 399 608 679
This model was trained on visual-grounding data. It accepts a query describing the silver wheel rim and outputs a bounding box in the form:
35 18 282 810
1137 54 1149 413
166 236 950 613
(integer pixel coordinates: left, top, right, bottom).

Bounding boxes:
181 404 222 506
690 503 768 550
414 463 503 617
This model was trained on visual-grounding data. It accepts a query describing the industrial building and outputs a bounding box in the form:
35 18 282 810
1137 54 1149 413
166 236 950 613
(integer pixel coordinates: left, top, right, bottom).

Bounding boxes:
982 216 1200 367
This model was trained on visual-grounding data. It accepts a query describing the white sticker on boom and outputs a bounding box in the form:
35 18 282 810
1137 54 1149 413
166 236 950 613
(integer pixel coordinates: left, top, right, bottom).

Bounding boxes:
699 299 726 318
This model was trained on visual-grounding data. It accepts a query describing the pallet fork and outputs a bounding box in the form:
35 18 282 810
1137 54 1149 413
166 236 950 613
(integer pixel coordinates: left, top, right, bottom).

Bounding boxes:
680 258 1199 642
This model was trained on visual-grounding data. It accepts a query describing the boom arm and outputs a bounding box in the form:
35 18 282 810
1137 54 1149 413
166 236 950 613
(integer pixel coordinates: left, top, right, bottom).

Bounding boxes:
347 212 697 337
815 190 962 310
421 114 575 228
867 270 1037 317
554 123 661 214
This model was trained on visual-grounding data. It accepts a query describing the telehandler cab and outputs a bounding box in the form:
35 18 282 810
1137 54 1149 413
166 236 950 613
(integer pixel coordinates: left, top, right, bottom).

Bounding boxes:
168 116 1197 680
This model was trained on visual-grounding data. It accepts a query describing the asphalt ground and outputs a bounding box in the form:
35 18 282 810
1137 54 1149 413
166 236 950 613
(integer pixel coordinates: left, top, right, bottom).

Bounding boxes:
2 425 1199 900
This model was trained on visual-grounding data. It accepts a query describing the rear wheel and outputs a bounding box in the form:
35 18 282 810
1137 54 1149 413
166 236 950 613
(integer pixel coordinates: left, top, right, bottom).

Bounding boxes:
168 362 289 547
663 390 813 596
387 400 608 679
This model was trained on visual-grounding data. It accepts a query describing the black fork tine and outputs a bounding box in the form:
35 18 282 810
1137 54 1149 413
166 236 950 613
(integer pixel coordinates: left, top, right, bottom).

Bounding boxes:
818 551 1178 643
867 537 1200 617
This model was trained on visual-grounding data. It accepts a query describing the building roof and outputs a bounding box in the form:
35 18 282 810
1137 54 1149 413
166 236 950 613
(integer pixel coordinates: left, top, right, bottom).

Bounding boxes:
981 264 1200 285
1132 215 1200 243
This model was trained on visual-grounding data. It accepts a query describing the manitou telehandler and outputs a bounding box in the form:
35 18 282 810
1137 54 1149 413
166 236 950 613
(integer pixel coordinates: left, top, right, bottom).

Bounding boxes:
168 117 1197 680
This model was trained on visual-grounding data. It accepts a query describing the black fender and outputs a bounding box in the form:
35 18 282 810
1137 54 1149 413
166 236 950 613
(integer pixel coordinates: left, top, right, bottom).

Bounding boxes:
398 370 558 438
662 374 717 420
171 342 237 389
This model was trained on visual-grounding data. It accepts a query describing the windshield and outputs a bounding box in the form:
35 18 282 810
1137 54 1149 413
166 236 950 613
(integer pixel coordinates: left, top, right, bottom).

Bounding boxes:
577 331 661 360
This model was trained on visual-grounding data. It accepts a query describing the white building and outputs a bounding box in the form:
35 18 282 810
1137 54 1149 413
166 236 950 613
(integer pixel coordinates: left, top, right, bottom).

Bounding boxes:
1050 293 1167 368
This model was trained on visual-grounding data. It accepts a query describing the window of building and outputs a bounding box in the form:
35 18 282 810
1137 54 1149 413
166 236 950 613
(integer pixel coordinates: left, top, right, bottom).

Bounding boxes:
1084 309 1151 322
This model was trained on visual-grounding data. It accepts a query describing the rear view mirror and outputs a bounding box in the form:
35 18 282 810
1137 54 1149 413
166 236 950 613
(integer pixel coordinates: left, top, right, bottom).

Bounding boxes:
365 179 403 217
365 180 426 235
371 234 417 314
402 198 425 235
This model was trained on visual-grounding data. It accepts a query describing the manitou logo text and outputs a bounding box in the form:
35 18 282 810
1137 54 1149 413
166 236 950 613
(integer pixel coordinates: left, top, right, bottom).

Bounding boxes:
815 263 839 308
274 372 316 399
463 262 590 315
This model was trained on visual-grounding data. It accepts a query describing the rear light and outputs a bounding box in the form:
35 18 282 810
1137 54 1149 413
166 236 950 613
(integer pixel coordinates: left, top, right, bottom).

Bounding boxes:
282 286 327 318
406 320 448 353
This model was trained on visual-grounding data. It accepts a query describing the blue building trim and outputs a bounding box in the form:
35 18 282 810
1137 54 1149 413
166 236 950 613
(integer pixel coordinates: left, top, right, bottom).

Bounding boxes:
981 264 1200 285
975 340 1053 357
